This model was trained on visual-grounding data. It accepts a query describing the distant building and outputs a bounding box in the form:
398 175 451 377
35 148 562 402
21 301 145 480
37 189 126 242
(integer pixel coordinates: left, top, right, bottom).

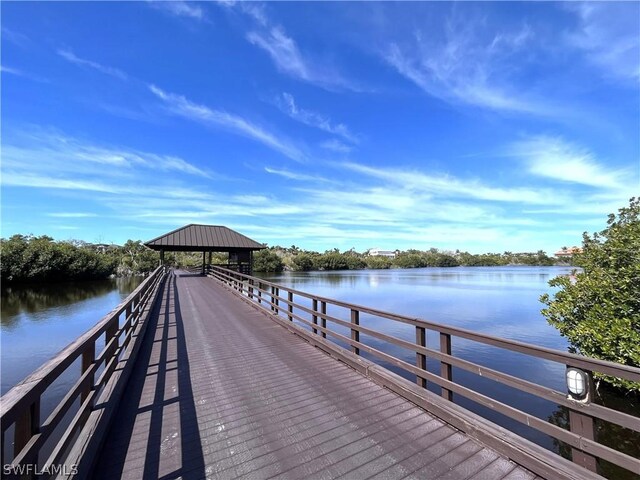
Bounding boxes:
368 248 396 258
88 243 118 254
554 246 582 257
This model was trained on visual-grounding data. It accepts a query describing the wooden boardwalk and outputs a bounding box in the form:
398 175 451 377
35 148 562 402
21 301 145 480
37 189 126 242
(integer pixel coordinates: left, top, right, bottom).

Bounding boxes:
92 271 538 480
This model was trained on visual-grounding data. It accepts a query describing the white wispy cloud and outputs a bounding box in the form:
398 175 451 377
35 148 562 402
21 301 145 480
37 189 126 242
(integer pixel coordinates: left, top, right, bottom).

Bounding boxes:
508 135 632 190
1 65 24 76
2 172 122 194
216 1 260 19
47 212 98 218
247 26 310 79
149 84 305 162
1 65 48 83
338 162 561 205
233 5 360 92
57 49 128 80
567 2 640 82
276 92 358 144
252 159 624 251
148 1 206 21
320 139 352 154
384 18 551 114
247 27 361 91
264 167 329 183
27 143 592 252
236 2 268 27
2 128 212 181
1 27 30 48
0 128 245 228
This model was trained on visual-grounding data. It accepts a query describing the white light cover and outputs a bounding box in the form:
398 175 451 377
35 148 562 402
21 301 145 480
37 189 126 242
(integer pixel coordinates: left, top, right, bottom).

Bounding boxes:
566 368 586 396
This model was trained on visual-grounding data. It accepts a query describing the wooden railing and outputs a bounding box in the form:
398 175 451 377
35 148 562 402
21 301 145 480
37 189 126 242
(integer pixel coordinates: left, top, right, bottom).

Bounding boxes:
208 265 640 479
1 266 167 478
184 263 251 275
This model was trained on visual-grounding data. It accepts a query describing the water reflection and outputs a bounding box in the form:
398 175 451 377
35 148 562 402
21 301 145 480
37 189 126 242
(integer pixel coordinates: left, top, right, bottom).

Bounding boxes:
1 277 142 325
1 277 143 395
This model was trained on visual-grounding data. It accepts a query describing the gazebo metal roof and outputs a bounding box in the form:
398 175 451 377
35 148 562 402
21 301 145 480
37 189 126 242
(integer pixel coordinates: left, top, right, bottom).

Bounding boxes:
144 224 265 252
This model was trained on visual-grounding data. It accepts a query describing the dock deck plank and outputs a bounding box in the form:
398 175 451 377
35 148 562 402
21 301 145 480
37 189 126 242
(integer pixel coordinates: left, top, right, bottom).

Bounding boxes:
93 271 535 479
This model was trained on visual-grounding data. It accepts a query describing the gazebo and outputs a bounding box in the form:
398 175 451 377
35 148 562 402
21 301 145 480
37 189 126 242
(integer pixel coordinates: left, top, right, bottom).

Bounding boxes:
144 224 265 275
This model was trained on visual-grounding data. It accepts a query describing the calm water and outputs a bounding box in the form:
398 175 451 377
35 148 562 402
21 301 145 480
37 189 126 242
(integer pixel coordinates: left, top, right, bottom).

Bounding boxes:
258 266 639 479
1 277 143 396
260 266 572 348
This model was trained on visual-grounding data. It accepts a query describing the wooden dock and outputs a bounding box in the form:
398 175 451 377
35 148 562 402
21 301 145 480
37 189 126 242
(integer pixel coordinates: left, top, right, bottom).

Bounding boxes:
2 265 639 480
92 271 536 479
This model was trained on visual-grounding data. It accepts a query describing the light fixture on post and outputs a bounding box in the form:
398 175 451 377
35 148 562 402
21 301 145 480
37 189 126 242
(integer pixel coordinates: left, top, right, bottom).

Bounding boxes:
566 367 592 402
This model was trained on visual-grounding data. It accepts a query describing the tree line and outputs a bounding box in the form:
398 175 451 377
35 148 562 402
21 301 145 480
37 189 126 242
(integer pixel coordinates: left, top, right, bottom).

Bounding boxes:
1 234 565 283
253 246 560 273
0 235 159 283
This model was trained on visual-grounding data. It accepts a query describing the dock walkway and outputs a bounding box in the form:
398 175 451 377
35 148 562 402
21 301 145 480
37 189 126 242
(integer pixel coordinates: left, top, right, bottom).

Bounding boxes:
93 271 537 479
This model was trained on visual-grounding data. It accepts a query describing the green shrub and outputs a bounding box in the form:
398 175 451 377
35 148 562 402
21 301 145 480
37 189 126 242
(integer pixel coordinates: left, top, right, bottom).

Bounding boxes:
0 235 157 283
253 249 284 272
293 253 315 271
541 198 640 392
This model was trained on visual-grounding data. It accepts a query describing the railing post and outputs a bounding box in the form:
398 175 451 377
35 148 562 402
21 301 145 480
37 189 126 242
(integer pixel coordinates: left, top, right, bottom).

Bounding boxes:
439 332 453 401
249 279 254 300
81 342 95 402
350 309 360 355
131 295 139 322
416 326 427 388
105 316 119 363
125 302 132 327
257 282 262 304
270 286 274 311
274 287 280 315
569 410 597 471
567 369 597 472
312 299 318 334
14 398 40 465
321 301 327 338
287 292 293 321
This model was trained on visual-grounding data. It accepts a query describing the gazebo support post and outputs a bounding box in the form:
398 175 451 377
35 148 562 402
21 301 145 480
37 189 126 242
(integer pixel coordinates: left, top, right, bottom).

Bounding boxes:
202 251 206 275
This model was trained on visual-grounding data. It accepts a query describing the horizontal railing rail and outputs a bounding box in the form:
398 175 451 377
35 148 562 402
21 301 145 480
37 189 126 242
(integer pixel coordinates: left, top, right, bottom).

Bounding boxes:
0 266 167 478
207 265 640 478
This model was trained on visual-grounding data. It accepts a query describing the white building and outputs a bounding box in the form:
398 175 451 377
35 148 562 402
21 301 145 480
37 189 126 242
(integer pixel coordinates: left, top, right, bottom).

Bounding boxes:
555 246 582 257
368 248 396 258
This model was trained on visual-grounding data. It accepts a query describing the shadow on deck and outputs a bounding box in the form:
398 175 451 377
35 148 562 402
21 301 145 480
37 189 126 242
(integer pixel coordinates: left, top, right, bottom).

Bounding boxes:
94 273 205 479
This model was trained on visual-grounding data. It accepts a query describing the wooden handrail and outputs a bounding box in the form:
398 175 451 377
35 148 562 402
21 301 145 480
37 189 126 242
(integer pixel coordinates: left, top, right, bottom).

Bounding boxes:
1 265 167 477
207 266 639 381
207 265 640 477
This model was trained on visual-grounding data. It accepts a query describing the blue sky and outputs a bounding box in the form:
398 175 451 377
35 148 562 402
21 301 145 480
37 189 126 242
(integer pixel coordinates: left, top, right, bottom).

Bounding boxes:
1 1 639 253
